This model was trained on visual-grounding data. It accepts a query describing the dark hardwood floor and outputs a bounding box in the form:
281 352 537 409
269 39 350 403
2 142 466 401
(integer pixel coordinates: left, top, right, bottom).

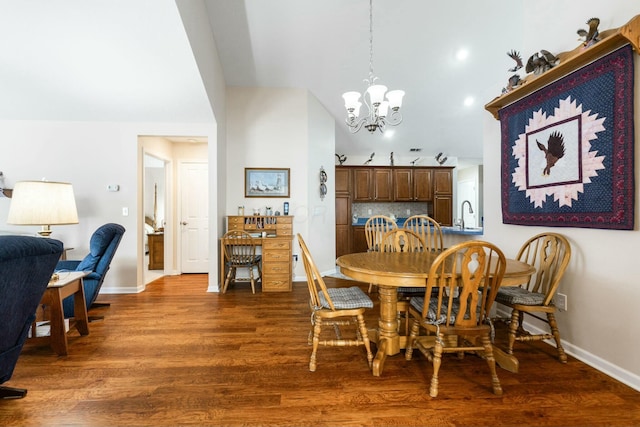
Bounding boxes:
2 274 639 426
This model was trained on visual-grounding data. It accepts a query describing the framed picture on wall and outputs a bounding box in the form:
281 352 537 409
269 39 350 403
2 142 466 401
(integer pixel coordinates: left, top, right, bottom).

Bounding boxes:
244 168 290 198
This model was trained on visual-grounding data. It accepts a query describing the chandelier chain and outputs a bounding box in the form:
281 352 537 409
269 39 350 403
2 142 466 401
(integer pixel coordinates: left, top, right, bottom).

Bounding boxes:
368 0 374 81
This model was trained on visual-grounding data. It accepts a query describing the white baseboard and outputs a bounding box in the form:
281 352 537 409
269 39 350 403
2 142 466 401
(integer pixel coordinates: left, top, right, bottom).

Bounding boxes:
496 307 640 392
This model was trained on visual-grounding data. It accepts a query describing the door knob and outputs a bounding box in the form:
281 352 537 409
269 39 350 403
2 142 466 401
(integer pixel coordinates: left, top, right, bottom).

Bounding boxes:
181 221 188 226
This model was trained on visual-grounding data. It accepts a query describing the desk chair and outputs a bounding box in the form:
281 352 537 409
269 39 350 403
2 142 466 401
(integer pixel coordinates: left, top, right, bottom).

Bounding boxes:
221 230 262 294
298 234 373 372
405 240 506 397
494 232 571 363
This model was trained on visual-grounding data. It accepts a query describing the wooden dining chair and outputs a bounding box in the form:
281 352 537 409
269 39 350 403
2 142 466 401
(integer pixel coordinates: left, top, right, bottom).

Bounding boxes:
400 214 445 298
364 215 397 293
297 234 374 372
220 230 262 294
405 240 507 397
403 214 444 253
494 232 571 363
379 229 426 335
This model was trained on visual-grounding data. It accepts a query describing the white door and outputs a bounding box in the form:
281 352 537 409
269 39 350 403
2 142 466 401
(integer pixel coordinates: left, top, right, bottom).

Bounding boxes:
180 162 209 273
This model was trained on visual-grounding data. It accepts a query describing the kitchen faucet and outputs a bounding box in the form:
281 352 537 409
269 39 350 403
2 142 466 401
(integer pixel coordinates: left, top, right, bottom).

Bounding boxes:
460 200 473 229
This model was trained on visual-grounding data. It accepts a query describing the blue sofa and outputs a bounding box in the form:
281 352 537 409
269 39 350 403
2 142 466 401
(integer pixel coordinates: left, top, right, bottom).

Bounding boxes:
0 235 63 399
56 223 125 319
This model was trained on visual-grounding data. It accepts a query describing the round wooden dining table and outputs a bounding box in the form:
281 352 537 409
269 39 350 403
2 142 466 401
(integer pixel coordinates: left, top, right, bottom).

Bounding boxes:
336 250 536 376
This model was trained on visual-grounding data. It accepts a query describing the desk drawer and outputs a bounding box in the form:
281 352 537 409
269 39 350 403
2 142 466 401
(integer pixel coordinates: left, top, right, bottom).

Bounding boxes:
262 274 291 292
263 239 291 251
263 262 290 275
262 250 290 262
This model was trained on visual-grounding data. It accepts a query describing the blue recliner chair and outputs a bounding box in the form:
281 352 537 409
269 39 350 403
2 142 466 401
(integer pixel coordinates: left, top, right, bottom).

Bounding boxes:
0 235 63 399
56 223 125 319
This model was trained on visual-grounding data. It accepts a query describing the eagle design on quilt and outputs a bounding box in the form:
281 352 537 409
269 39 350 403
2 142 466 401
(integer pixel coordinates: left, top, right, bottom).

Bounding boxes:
536 131 565 176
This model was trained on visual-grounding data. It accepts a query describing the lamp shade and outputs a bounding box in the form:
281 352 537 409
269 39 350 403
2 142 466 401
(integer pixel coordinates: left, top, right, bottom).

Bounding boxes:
7 181 79 236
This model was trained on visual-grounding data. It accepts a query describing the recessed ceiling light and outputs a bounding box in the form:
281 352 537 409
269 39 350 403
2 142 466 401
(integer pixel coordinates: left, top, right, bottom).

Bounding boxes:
456 48 469 61
463 96 475 107
384 130 395 138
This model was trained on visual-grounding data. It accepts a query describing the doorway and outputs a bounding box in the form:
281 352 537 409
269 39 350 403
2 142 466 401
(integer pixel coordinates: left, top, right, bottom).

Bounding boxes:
143 153 167 285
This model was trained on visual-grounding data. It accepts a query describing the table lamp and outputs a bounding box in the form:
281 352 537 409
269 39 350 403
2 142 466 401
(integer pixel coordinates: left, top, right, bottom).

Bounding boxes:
7 180 79 236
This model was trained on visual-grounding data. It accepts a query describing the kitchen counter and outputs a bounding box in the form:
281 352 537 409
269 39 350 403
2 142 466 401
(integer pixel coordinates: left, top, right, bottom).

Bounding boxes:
352 218 483 236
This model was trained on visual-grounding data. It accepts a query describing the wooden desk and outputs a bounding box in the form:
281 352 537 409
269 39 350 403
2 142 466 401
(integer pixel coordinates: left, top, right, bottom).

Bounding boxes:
221 215 293 292
36 271 90 356
336 251 535 376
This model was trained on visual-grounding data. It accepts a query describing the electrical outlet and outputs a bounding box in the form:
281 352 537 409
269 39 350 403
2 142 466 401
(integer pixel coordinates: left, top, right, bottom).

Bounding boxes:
292 254 298 262
556 293 567 311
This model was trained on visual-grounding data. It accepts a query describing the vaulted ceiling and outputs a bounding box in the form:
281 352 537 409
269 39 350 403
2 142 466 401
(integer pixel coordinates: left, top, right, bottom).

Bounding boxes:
0 0 524 164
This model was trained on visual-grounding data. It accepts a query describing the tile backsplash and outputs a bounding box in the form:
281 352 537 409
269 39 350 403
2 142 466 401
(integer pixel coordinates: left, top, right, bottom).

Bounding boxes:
352 202 431 222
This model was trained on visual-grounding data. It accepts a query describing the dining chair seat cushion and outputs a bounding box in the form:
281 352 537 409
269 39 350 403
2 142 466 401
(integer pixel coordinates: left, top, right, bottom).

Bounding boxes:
495 286 546 306
410 295 483 325
318 287 374 310
397 286 424 294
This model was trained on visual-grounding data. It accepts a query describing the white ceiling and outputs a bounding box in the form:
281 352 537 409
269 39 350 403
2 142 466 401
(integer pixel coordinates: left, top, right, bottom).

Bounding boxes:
204 0 524 164
0 0 524 164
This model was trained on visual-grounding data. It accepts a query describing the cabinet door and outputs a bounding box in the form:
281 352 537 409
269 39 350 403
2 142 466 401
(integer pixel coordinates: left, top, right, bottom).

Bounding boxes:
434 195 452 226
335 194 351 256
335 167 351 194
433 168 453 195
393 168 413 201
352 168 373 201
373 168 393 202
413 168 433 201
336 225 351 258
352 226 368 253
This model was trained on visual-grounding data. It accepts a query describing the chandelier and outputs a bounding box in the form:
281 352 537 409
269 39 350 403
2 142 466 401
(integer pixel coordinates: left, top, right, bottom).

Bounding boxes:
342 0 404 134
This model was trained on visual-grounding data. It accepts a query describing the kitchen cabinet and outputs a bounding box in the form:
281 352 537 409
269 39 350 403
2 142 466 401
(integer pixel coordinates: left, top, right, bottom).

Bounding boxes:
352 167 392 201
393 168 432 201
335 168 352 258
351 226 368 254
433 168 453 226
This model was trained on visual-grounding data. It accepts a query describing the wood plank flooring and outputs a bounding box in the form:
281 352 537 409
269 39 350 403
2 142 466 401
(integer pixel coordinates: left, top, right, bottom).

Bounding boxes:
2 274 640 426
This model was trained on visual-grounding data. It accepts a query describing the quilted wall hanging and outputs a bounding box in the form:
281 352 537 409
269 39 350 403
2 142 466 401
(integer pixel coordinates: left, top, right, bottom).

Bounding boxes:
499 45 634 230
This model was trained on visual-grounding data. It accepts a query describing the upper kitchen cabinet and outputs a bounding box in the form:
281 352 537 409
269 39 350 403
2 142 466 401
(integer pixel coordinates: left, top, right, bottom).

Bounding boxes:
394 168 432 201
352 167 392 202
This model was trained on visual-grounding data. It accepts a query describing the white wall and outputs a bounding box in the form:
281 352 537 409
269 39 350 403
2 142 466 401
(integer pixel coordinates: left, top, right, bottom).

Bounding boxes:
483 3 640 389
0 120 215 294
226 87 336 279
177 0 227 292
305 91 336 276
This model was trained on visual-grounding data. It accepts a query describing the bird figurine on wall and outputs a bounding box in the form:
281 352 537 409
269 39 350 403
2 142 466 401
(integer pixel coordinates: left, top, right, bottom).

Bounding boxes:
537 131 565 176
435 152 447 165
577 17 600 48
410 157 420 166
364 152 375 165
526 50 559 75
335 153 347 165
502 74 522 94
507 50 523 72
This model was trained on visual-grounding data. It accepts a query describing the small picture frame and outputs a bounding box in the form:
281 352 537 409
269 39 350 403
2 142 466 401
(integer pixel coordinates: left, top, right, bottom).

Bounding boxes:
244 168 290 198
